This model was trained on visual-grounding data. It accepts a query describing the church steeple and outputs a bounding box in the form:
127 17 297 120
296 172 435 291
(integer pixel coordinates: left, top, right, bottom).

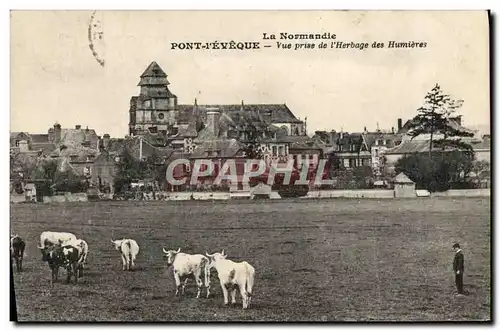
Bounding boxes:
138 61 170 87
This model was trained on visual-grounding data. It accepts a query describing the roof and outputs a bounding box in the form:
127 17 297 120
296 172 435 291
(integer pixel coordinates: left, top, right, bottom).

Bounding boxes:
30 134 50 144
400 117 475 135
104 136 174 161
471 138 491 151
177 103 303 124
31 142 56 154
190 139 245 159
393 172 414 184
25 183 36 190
59 128 98 148
51 146 99 163
176 123 198 138
140 61 167 78
384 138 488 155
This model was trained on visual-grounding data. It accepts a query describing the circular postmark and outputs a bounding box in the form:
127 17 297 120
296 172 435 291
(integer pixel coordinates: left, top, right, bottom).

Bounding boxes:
88 10 105 67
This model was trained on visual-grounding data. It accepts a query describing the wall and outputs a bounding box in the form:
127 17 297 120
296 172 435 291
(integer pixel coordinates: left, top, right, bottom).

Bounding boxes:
394 183 416 198
303 189 394 199
165 192 231 201
10 194 26 203
431 189 490 197
43 193 88 203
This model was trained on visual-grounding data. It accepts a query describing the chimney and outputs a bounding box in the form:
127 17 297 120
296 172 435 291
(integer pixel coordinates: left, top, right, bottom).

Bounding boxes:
206 108 220 136
397 118 403 132
54 123 61 144
103 134 110 149
329 130 336 145
48 127 55 142
75 125 81 130
391 127 395 134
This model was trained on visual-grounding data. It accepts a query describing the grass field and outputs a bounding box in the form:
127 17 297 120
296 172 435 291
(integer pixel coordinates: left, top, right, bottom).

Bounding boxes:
10 197 491 322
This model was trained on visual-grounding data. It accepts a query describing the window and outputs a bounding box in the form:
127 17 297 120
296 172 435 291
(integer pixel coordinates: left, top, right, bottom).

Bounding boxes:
383 139 387 145
375 139 379 146
158 113 165 120
272 146 278 156
374 149 379 157
15 140 20 147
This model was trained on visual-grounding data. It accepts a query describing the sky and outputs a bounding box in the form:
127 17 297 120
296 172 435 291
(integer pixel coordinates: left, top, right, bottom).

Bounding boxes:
10 10 490 138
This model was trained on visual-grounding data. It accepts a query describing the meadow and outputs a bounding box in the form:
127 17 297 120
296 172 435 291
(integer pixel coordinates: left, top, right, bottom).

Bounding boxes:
10 197 491 322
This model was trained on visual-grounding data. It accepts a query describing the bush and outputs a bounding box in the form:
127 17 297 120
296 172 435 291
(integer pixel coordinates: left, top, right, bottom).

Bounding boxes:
395 151 474 192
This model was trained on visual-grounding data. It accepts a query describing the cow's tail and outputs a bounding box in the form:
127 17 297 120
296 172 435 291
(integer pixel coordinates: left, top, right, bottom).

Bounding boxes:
243 262 255 297
202 256 210 287
126 240 132 263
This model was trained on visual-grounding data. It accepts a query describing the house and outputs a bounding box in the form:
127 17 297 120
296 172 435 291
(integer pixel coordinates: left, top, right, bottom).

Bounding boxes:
384 121 490 169
187 138 247 190
24 183 37 202
393 172 416 198
94 135 175 191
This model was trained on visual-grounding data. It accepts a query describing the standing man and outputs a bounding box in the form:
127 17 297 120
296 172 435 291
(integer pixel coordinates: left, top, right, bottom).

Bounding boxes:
453 243 465 295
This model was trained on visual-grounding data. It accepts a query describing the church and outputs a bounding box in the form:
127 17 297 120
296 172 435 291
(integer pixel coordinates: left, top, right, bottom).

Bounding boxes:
128 61 308 146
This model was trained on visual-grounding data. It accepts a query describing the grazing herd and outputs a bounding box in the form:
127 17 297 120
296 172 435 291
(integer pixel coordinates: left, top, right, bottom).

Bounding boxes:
10 232 256 309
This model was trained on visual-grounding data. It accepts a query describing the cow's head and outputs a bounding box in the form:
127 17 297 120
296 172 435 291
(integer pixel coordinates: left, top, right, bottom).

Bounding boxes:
205 250 227 265
45 245 63 262
38 243 52 261
111 239 123 251
162 247 181 266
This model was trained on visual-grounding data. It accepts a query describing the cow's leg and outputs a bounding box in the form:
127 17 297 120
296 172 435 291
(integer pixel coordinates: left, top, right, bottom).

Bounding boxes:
130 255 136 270
230 285 237 305
14 257 20 272
174 272 182 296
121 255 127 271
78 263 84 278
205 268 211 298
194 271 203 299
181 277 188 295
66 264 72 284
221 281 230 306
73 263 78 284
239 284 249 309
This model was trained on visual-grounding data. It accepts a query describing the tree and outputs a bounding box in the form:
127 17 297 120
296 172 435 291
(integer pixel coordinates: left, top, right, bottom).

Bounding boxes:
470 160 490 188
113 149 141 193
243 135 263 160
407 84 474 160
53 170 88 193
395 151 475 192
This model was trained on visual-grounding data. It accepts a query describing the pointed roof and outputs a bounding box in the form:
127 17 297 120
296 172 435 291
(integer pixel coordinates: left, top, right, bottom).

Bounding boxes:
140 61 167 78
393 172 414 184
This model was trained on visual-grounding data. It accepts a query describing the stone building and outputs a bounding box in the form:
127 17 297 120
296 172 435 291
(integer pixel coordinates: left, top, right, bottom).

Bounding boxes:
129 61 179 136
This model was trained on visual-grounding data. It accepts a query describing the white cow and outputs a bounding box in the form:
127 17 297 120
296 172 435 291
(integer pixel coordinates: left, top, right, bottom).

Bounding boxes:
162 247 211 298
39 231 77 247
206 250 255 309
62 238 89 275
111 239 139 271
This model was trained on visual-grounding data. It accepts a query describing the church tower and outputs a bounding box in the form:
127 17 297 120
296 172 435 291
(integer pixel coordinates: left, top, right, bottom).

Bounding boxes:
129 61 178 136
